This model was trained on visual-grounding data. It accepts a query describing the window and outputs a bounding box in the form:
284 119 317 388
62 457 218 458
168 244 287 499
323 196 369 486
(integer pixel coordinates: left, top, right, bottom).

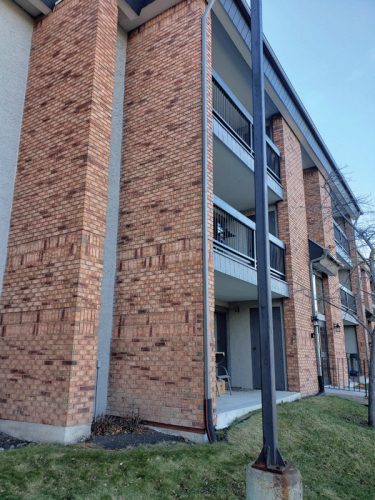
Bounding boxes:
339 270 352 290
315 275 325 316
247 207 278 237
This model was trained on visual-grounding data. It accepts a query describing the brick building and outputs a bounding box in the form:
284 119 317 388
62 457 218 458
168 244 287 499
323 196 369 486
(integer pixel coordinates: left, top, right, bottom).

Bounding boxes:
0 0 372 443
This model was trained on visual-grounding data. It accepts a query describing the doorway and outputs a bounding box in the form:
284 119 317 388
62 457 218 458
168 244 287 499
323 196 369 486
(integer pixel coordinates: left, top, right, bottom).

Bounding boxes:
215 311 228 374
319 321 331 385
250 306 287 390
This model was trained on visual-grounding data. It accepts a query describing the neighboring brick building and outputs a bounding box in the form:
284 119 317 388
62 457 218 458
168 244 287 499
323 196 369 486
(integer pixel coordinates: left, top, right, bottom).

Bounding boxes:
0 0 370 443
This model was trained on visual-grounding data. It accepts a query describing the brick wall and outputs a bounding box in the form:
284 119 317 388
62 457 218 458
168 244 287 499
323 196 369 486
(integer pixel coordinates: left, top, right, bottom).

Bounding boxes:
273 116 318 396
303 167 347 378
360 266 373 361
107 0 214 433
347 225 371 361
0 0 118 428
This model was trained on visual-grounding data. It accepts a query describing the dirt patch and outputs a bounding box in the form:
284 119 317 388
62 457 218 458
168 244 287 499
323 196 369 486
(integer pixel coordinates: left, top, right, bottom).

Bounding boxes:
341 414 369 427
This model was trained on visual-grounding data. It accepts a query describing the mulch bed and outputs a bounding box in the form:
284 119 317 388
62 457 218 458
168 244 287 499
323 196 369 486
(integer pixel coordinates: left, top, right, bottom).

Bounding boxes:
90 429 186 449
0 432 30 451
89 415 186 449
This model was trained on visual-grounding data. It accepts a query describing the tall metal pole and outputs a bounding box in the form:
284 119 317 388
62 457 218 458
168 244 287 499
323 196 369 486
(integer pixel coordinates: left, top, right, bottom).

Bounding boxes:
251 0 285 469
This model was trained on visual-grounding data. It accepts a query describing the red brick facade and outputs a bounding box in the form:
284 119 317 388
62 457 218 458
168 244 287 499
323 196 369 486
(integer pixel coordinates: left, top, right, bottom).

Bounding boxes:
348 226 371 361
303 168 347 377
0 0 370 439
273 116 318 396
106 0 214 433
0 0 118 428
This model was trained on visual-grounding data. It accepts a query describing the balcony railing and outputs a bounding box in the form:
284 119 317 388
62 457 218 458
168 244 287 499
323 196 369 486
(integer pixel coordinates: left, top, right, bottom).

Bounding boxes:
212 74 281 181
266 139 281 180
340 286 357 314
334 221 350 256
213 197 285 280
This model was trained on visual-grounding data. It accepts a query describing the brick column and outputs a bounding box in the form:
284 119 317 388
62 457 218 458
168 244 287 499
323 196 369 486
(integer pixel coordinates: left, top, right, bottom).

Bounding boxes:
347 225 370 363
0 0 118 442
107 0 214 436
303 167 346 384
272 116 318 396
363 268 375 363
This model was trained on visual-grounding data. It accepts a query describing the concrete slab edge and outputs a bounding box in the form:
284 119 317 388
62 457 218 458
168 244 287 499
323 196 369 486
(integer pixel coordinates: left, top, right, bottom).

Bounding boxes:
0 419 91 444
147 425 208 444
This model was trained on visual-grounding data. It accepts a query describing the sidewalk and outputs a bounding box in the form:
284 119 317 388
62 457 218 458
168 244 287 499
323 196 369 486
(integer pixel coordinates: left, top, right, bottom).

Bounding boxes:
325 388 368 405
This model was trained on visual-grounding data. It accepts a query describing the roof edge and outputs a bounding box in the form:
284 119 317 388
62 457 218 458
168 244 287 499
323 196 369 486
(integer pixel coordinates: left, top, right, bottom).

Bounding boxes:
235 0 362 216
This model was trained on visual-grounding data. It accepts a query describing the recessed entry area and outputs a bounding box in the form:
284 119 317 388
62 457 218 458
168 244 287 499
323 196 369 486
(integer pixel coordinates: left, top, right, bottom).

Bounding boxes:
213 135 282 212
214 303 287 393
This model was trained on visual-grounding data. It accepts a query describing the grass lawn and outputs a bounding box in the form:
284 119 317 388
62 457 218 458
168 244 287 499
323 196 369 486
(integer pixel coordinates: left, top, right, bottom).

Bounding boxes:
0 396 374 499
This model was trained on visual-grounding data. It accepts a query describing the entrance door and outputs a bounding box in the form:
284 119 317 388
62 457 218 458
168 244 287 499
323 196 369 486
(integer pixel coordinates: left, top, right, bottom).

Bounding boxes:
215 311 228 373
344 326 359 376
319 321 331 385
250 307 286 390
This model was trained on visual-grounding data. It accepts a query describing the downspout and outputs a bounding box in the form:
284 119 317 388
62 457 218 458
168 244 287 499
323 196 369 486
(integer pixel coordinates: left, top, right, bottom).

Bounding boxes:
202 0 217 443
309 259 325 393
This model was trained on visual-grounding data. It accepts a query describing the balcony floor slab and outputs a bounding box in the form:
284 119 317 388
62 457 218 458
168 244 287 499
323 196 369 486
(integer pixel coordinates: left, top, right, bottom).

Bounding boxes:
342 309 359 326
216 390 301 430
214 257 289 301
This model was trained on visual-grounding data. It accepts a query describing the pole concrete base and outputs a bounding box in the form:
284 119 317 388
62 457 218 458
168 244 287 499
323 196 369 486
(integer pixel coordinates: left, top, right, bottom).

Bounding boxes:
246 463 303 499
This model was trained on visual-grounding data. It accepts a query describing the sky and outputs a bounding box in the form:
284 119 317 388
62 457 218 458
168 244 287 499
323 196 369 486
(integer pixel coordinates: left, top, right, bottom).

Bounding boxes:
262 0 375 211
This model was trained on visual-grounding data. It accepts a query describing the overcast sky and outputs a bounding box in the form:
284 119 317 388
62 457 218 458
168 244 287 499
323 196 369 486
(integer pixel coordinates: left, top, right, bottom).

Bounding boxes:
262 0 375 210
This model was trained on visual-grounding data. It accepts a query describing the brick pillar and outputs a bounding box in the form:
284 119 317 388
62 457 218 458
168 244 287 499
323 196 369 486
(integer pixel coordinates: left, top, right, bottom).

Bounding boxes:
272 116 318 396
363 268 375 368
0 0 118 442
303 167 346 384
107 0 214 436
361 267 374 342
348 225 370 363
361 268 371 312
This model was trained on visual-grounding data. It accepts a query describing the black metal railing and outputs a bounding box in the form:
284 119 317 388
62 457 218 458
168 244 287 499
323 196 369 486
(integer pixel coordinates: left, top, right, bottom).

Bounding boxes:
270 240 285 279
214 205 255 265
322 355 368 395
212 77 281 181
213 203 285 279
212 77 253 151
340 286 357 313
334 221 350 255
266 141 281 180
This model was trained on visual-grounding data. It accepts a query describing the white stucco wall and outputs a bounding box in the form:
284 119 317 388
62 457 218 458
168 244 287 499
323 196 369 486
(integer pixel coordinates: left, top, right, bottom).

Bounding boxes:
95 27 127 417
0 0 33 293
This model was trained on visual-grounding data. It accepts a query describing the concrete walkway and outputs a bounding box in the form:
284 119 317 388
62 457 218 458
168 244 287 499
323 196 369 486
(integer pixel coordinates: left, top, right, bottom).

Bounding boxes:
325 387 368 405
216 390 301 429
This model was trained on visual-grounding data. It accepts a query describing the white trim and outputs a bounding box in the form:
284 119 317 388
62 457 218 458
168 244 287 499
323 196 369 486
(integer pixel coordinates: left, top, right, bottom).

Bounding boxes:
27 0 51 14
118 0 137 20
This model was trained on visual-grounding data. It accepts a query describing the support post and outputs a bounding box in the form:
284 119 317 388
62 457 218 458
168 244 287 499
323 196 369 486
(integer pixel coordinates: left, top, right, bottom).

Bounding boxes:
248 2 303 497
251 0 284 470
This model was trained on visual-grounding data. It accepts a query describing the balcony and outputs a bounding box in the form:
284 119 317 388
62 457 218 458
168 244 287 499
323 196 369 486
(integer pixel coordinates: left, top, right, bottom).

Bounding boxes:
213 197 285 281
212 74 281 183
340 286 356 314
334 221 352 265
